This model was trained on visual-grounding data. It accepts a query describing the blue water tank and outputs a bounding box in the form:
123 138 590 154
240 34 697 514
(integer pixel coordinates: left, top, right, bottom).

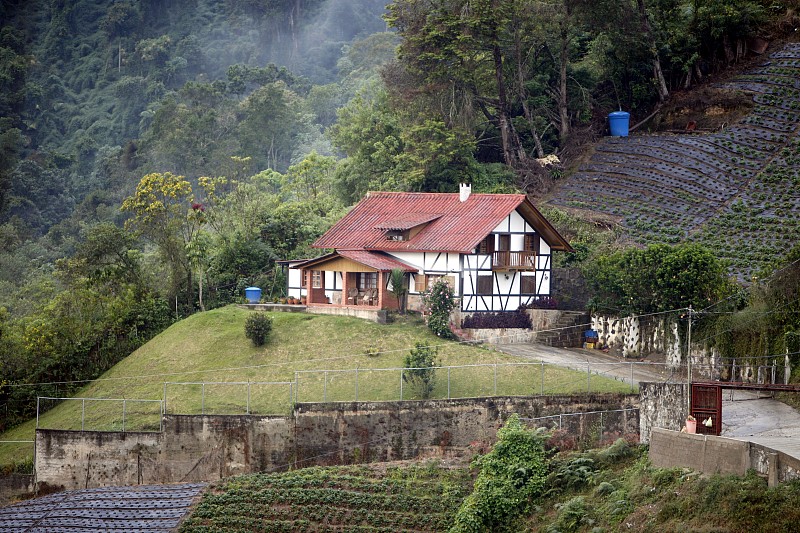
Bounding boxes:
608 111 630 137
244 287 262 303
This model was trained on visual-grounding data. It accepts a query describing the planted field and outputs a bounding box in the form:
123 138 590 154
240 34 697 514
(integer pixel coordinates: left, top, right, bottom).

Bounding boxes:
551 42 800 278
179 463 471 532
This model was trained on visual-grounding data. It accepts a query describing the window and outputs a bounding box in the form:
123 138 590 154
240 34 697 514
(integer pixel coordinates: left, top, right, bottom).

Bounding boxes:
520 275 536 294
524 234 539 253
498 234 510 251
414 274 425 292
478 235 495 255
386 230 408 241
477 275 493 295
357 272 377 290
312 270 323 289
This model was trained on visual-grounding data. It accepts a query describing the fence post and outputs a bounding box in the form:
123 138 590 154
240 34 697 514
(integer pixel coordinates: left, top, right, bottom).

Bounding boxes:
493 364 497 396
122 399 126 432
36 397 40 429
201 383 205 415
162 382 167 415
289 382 294 414
587 363 591 393
81 399 85 431
355 368 359 402
294 371 299 406
541 362 544 395
399 369 404 401
447 367 451 399
630 363 634 393
324 371 328 403
247 381 251 415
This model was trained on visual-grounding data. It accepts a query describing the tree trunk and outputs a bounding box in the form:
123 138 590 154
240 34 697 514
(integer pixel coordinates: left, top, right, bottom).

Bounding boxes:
513 25 545 159
637 0 668 102
558 17 570 141
493 40 527 167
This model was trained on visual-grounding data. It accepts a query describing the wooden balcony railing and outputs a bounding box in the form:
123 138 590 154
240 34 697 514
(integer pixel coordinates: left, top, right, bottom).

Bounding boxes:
492 251 536 271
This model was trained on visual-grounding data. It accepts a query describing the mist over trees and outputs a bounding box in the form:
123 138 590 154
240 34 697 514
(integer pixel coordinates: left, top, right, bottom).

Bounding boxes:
0 0 797 431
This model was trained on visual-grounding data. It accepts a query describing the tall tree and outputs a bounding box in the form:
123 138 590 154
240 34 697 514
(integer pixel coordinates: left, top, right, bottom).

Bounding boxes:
121 172 204 310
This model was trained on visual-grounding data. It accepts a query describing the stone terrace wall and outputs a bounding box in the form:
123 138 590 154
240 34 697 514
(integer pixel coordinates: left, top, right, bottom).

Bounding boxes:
35 394 638 492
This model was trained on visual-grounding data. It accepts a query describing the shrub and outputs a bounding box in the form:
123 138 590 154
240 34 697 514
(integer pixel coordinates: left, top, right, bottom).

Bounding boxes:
403 341 439 399
461 310 532 329
244 312 272 346
421 278 457 338
450 414 549 532
519 296 558 310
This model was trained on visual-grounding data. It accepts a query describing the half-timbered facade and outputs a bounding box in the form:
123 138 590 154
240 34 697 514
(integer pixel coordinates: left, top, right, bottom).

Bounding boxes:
288 186 573 313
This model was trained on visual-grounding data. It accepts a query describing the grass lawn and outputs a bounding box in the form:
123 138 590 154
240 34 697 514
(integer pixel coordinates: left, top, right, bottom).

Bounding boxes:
0 306 633 467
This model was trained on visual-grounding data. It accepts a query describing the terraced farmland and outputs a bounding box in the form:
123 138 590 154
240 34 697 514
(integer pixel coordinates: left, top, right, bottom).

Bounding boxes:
551 42 800 279
179 463 471 532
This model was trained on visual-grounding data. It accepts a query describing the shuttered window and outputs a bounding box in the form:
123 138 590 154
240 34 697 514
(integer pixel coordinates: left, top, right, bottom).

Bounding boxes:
477 275 493 295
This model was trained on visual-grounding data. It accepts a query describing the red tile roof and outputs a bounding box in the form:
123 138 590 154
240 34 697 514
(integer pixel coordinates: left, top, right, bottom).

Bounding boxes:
292 251 417 272
313 192 573 253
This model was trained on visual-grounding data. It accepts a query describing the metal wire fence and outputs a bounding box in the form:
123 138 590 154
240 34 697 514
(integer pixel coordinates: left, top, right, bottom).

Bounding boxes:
162 381 294 415
35 397 163 432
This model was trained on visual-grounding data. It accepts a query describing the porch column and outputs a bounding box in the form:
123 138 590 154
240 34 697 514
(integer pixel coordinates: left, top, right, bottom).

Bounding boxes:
378 271 386 309
341 272 350 307
304 269 313 304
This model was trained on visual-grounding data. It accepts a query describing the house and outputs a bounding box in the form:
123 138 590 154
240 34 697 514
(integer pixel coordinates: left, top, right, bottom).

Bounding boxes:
287 185 573 313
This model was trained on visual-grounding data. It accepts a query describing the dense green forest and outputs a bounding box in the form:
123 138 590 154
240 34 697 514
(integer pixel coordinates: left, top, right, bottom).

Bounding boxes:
1 0 799 431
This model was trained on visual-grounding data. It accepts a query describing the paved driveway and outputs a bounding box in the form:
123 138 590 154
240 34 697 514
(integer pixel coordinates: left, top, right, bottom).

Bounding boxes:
498 343 800 460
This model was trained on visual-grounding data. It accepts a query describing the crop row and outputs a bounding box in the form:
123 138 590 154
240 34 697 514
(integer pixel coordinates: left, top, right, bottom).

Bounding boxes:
190 502 453 530
181 515 423 533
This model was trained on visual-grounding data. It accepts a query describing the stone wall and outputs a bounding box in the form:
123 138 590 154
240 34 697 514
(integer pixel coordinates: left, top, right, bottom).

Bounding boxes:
35 394 638 491
638 382 688 443
0 474 34 506
650 428 800 486
591 314 719 377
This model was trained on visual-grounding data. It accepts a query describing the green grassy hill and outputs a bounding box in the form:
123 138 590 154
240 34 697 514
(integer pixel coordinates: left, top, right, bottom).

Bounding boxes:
0 306 631 468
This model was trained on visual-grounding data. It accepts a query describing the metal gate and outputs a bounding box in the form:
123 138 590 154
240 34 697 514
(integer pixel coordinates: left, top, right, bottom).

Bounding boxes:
691 383 722 436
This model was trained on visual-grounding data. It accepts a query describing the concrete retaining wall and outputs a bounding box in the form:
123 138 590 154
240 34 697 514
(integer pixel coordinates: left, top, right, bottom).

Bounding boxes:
639 382 688 443
35 394 637 491
650 428 800 486
0 474 34 506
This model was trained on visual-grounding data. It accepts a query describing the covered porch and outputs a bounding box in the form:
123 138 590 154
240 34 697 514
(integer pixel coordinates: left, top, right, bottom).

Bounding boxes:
294 250 417 311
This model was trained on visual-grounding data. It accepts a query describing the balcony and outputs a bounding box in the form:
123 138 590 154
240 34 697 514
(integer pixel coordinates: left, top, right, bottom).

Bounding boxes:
492 251 536 271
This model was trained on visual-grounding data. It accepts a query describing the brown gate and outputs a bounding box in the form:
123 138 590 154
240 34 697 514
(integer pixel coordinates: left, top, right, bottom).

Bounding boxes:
691 383 722 436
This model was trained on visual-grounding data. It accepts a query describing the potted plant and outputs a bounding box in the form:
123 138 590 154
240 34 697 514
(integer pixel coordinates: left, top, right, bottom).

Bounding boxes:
300 296 307 305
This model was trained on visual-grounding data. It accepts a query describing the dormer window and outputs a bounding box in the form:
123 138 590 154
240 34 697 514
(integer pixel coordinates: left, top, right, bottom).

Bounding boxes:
386 230 408 241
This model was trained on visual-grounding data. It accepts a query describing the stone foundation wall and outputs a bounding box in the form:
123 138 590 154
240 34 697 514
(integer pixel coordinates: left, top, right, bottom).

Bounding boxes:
35 394 638 491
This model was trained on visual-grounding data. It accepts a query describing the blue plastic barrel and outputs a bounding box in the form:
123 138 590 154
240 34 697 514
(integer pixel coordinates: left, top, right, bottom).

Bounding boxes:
244 287 262 303
608 111 630 137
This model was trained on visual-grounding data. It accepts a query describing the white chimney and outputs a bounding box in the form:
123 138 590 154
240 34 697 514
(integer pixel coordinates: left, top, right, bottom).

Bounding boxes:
459 183 471 202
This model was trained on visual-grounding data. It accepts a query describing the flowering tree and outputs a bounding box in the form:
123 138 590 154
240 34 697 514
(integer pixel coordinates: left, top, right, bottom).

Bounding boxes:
421 278 456 338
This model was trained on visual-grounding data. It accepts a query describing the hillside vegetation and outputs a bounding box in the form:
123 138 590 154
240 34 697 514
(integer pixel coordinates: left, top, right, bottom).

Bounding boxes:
552 43 800 280
178 436 800 532
3 0 800 463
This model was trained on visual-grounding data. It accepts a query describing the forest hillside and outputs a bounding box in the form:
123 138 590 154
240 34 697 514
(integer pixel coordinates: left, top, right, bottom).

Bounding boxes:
1 0 799 435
